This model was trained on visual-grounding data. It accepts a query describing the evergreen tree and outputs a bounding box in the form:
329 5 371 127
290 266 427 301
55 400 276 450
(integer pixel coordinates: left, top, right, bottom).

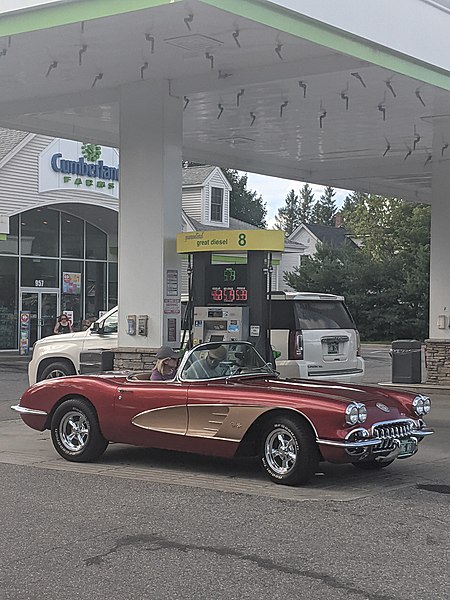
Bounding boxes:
274 189 300 236
298 183 315 224
312 186 337 225
341 190 367 215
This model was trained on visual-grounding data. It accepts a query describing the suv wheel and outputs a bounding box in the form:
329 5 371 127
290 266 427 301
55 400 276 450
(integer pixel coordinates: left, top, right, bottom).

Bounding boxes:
40 361 75 381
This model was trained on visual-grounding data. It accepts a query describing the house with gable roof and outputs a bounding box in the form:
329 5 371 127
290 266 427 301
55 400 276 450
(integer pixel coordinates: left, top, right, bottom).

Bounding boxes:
278 221 358 291
181 165 231 229
180 165 308 292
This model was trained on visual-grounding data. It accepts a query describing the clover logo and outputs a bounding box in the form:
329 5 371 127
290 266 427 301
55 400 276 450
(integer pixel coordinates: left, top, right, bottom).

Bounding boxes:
81 143 101 162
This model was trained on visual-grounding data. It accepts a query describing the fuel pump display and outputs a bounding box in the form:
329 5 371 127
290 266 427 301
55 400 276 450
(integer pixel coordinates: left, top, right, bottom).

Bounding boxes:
210 287 248 303
205 265 248 305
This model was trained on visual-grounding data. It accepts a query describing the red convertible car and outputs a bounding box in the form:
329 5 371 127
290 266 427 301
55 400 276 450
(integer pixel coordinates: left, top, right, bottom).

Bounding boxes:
12 341 434 486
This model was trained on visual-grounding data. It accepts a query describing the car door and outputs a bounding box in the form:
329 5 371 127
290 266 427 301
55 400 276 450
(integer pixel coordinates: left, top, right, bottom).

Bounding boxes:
185 380 259 457
112 378 188 451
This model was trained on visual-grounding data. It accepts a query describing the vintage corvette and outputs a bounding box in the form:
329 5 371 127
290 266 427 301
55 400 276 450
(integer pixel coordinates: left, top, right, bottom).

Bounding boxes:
12 341 434 486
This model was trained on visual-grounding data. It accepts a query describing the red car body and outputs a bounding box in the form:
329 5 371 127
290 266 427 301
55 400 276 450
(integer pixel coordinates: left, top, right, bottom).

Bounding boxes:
13 341 434 485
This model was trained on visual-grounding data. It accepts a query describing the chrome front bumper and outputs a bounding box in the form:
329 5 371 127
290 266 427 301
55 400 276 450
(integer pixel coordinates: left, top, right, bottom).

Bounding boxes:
317 427 434 449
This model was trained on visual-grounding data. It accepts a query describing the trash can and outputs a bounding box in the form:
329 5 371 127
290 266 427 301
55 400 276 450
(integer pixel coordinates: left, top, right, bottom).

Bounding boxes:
391 339 422 384
101 350 114 372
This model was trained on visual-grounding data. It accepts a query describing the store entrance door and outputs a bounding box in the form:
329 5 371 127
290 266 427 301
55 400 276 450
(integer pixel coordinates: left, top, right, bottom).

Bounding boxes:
20 289 59 347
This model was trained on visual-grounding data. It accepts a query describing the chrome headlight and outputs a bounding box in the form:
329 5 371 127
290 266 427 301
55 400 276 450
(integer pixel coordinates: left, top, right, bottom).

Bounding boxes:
345 402 367 425
412 395 431 416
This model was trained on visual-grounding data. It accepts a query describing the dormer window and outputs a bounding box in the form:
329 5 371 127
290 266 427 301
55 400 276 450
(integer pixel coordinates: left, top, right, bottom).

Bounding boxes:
210 187 223 222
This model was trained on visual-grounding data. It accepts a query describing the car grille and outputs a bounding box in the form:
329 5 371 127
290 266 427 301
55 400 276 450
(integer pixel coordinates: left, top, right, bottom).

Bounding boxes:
372 420 414 451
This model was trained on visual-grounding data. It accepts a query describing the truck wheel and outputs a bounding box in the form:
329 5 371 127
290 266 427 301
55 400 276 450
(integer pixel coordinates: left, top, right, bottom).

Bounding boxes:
40 361 75 381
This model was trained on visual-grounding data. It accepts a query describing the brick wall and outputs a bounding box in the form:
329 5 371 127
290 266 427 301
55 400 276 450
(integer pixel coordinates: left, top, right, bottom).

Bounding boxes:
113 347 158 372
424 339 450 384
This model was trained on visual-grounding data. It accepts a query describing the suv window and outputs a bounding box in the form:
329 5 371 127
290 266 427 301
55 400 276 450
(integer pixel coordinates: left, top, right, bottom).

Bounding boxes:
271 300 295 329
102 312 118 334
294 301 355 330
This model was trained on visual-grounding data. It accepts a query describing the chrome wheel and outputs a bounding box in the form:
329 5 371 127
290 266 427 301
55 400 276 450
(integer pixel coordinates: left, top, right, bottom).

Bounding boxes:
264 427 298 476
51 398 108 462
58 409 89 453
260 418 318 485
46 368 67 379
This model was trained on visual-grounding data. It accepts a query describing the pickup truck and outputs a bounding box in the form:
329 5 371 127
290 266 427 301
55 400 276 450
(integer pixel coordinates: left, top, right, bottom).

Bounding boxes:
28 307 118 385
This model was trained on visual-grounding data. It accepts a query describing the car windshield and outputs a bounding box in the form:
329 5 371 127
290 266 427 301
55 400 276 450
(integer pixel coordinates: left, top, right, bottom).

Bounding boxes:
180 342 274 381
294 301 355 330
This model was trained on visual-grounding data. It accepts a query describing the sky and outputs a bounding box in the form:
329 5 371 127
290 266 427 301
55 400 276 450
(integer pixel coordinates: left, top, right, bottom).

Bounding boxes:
243 172 350 228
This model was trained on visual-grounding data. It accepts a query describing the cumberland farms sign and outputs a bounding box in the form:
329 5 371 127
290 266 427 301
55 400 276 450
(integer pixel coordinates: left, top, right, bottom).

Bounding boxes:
39 139 120 199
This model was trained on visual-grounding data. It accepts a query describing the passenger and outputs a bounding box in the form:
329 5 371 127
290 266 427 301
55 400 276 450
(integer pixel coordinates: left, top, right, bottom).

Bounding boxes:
184 345 227 379
150 346 180 381
81 318 92 331
53 314 73 334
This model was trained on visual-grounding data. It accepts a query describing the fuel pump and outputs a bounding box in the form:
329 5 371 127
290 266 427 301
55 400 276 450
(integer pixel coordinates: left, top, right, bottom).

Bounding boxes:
192 305 249 344
176 229 285 363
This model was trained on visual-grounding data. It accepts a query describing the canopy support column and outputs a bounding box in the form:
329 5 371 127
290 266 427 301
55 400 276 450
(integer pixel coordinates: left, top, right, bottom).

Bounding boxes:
118 79 182 349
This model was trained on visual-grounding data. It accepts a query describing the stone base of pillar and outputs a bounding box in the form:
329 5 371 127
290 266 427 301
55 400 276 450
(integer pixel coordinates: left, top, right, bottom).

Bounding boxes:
113 347 158 372
424 339 450 384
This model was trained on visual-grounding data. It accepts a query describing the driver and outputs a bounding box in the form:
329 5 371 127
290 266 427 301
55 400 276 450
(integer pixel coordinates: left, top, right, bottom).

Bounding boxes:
184 345 227 379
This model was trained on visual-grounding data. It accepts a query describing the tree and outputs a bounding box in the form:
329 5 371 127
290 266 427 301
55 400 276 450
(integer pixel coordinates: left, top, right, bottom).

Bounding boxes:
341 194 430 261
298 183 315 224
312 186 337 225
284 195 431 341
274 189 300 235
223 169 267 228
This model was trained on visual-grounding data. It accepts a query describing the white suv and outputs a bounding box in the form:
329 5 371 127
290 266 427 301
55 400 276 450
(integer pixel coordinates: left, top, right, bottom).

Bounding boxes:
270 292 364 382
28 307 118 385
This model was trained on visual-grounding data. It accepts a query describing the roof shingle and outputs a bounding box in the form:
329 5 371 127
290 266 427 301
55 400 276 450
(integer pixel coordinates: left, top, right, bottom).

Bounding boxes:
0 128 29 163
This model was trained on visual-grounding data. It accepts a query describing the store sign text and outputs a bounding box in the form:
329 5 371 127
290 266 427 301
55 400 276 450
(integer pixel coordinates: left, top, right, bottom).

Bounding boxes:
51 153 119 190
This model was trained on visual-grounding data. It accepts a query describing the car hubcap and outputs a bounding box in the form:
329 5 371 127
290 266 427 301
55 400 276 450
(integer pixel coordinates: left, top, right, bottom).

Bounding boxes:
59 410 89 452
265 428 298 475
46 369 66 379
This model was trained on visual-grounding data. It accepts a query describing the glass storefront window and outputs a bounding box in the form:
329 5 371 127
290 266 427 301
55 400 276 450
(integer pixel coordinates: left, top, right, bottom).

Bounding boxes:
108 230 118 262
108 262 118 309
21 257 58 288
85 262 106 320
0 256 18 349
0 204 117 349
61 212 83 258
86 223 107 260
61 260 83 331
0 214 19 255
21 208 59 256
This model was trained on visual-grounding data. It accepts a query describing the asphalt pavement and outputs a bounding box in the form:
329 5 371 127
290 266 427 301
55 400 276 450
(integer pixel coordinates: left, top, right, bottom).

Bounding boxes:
0 345 448 600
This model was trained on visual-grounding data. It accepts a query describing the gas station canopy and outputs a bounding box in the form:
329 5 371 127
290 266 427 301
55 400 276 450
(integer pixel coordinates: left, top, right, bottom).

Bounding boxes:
1 0 450 202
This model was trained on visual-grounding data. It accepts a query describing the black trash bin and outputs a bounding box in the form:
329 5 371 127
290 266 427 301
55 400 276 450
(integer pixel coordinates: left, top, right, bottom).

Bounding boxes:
101 350 115 372
391 339 422 384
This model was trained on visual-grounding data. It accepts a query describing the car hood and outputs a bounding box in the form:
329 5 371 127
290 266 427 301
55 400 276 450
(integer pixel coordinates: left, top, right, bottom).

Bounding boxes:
240 376 412 408
33 330 89 348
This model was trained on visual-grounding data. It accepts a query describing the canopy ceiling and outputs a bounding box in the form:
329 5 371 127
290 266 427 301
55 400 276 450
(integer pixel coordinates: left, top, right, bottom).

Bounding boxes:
1 0 450 203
